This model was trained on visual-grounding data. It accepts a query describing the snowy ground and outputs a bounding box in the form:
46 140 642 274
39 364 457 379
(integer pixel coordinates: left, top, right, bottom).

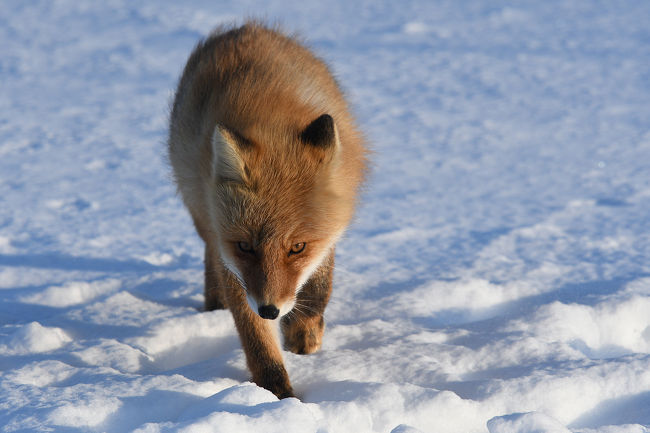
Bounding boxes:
1 1 650 432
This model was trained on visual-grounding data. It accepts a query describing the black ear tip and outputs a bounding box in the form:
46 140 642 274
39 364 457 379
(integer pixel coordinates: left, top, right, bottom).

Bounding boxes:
315 113 334 126
301 114 336 148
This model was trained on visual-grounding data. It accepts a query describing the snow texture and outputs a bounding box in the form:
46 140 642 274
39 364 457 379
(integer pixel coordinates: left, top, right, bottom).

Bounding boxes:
1 0 650 432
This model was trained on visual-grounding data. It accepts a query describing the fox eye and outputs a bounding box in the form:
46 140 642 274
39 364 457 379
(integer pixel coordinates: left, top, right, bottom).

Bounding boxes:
237 241 254 253
289 242 306 256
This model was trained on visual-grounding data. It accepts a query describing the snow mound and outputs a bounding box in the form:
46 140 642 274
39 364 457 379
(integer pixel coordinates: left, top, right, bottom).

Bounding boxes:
19 278 121 307
127 309 238 371
71 339 152 373
1 322 71 355
391 425 426 433
66 291 177 327
488 412 571 433
509 295 650 357
47 396 122 428
171 384 318 433
5 360 76 387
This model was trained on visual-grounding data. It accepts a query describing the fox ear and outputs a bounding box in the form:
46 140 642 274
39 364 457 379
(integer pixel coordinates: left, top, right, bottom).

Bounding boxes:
211 125 250 183
300 114 340 158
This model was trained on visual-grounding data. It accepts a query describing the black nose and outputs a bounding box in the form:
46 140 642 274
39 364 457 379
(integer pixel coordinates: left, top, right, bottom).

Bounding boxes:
258 304 279 320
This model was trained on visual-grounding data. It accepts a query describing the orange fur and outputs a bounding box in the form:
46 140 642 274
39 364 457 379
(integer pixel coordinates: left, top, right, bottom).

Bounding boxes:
168 22 367 398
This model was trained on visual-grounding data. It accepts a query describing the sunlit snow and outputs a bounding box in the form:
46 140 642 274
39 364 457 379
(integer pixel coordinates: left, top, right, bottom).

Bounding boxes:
1 1 649 432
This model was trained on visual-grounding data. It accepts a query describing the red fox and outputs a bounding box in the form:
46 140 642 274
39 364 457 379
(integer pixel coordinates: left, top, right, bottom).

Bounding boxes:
168 22 367 398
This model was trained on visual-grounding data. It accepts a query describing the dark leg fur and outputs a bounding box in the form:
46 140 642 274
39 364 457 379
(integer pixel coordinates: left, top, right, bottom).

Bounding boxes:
204 244 226 311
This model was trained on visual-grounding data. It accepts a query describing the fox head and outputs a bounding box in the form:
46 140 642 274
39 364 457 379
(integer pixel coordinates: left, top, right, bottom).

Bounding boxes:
207 114 354 320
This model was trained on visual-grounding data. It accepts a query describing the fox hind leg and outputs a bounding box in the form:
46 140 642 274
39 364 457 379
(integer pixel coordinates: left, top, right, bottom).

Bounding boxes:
282 250 334 355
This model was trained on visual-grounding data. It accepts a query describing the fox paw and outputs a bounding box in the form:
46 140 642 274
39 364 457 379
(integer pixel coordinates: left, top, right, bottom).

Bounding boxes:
256 363 295 399
282 314 325 355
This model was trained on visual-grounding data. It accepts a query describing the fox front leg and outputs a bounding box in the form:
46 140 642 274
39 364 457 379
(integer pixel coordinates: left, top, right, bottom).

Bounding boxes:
227 279 294 398
282 250 333 355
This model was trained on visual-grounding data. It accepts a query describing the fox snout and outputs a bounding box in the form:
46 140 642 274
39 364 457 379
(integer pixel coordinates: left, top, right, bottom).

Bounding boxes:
258 304 280 320
252 296 296 320
245 290 294 320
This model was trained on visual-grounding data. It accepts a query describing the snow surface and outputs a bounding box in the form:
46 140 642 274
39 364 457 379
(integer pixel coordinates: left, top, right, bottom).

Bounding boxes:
1 0 650 432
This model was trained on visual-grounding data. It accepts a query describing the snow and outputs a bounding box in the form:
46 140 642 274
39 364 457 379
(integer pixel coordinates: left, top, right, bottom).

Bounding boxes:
488 412 572 433
1 0 650 432
1 322 72 356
